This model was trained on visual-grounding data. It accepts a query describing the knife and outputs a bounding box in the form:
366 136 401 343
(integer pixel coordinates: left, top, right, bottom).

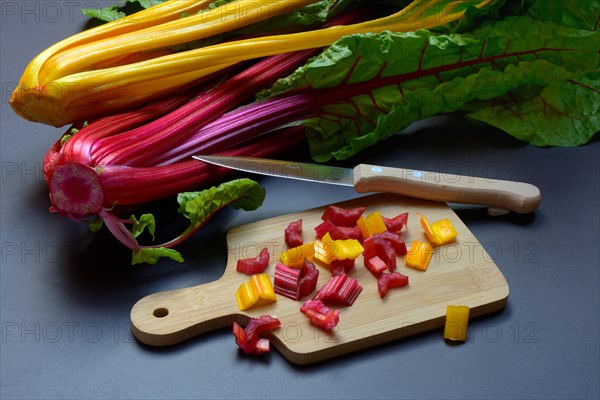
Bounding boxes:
193 155 541 214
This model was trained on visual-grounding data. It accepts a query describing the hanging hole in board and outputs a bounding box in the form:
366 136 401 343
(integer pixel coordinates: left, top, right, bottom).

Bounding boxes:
153 307 169 318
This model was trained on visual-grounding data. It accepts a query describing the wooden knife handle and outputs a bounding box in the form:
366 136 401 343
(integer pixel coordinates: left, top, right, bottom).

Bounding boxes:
353 164 541 214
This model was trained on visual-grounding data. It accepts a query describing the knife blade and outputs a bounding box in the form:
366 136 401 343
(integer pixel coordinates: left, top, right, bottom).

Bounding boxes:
193 155 541 214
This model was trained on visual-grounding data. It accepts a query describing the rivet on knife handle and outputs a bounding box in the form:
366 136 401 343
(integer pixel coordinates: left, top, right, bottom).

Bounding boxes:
353 164 541 214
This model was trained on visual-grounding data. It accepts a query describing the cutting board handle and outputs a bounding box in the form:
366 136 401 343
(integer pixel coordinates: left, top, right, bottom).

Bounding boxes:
131 278 240 346
353 164 541 214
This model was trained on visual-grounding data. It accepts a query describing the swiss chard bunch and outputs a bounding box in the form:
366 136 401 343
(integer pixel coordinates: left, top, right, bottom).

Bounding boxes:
41 6 363 265
12 0 600 265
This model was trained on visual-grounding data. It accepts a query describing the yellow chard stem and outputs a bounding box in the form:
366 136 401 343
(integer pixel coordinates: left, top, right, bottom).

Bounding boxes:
39 0 318 83
17 0 212 87
49 63 235 122
11 0 214 125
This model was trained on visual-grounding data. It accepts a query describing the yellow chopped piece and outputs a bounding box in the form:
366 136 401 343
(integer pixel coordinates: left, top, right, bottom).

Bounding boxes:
405 240 433 271
321 232 336 248
420 215 458 245
235 273 277 311
251 274 277 305
335 238 364 260
280 242 315 268
314 233 364 265
235 281 258 311
444 305 470 341
314 238 336 265
357 211 387 239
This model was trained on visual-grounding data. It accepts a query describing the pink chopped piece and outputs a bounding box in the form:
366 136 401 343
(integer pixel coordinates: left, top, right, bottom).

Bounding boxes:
329 258 355 276
284 219 303 248
236 247 269 274
365 255 388 276
300 299 340 331
298 259 319 299
337 225 362 241
375 231 407 256
383 213 408 233
274 263 301 300
321 205 366 227
232 315 281 355
314 220 344 240
314 274 362 306
372 235 397 271
377 272 409 298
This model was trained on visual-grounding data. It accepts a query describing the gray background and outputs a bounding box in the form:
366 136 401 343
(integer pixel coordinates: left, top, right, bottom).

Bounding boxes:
1 2 599 399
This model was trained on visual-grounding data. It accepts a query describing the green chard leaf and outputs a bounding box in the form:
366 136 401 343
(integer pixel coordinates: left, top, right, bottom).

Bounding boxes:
219 0 353 33
87 219 104 233
250 0 353 30
466 70 600 146
130 214 156 241
137 0 168 9
171 0 355 52
202 0 235 11
525 0 600 30
60 134 73 147
428 0 515 34
81 3 126 22
132 247 184 265
120 179 264 265
82 0 168 22
177 178 265 231
262 16 599 160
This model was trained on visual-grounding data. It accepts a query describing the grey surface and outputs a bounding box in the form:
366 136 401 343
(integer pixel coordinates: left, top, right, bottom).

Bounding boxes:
1 3 599 399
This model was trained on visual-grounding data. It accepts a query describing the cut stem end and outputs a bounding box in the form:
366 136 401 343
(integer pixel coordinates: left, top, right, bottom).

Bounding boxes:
49 163 104 217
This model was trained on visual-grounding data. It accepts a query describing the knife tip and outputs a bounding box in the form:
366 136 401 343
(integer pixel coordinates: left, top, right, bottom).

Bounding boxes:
193 155 228 166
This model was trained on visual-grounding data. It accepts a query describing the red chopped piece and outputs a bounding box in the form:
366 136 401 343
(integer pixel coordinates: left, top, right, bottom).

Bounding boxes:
243 315 282 342
314 220 336 239
284 219 303 248
275 259 319 300
232 323 254 354
314 220 346 240
365 255 388 276
315 220 362 241
372 235 397 271
375 231 407 256
300 299 340 331
329 258 355 276
336 275 362 306
314 274 362 306
232 315 281 355
337 225 362 241
321 205 366 227
364 233 405 273
298 259 319 299
362 236 377 261
328 227 347 241
274 263 301 300
383 212 408 233
377 272 409 298
236 247 269 274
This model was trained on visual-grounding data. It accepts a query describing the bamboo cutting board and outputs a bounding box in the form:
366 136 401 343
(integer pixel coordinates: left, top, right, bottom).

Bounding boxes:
131 194 509 364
